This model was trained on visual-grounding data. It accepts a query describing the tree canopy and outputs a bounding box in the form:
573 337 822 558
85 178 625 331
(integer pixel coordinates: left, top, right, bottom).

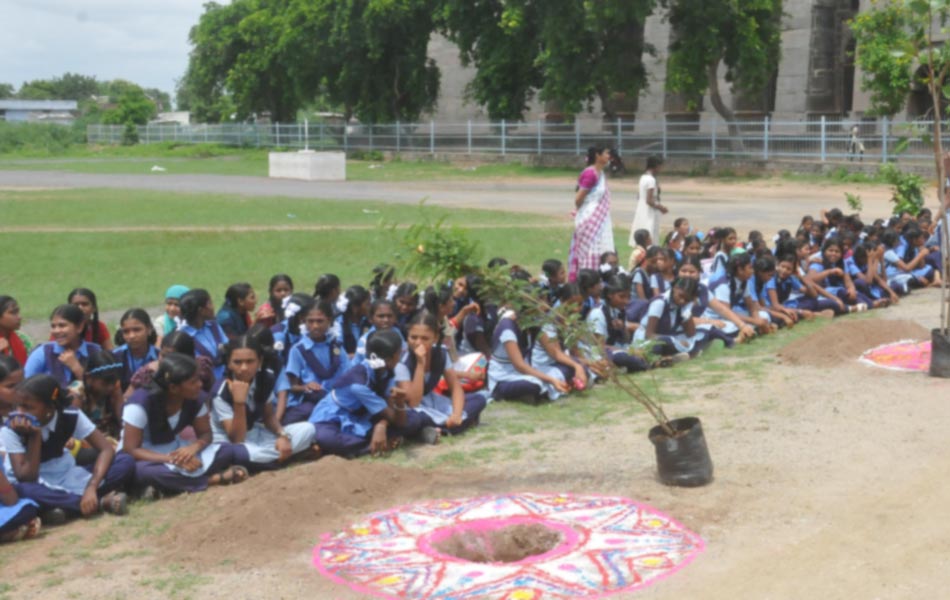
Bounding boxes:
664 0 783 121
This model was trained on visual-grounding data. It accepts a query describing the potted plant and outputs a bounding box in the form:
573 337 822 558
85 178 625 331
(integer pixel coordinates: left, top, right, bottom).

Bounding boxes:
393 207 714 486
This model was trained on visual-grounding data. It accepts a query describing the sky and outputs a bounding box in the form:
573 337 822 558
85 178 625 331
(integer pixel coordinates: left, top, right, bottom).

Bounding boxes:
0 0 222 102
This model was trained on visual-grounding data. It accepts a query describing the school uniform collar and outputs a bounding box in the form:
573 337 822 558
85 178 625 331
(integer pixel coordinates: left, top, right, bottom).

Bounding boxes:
300 334 337 351
50 341 91 357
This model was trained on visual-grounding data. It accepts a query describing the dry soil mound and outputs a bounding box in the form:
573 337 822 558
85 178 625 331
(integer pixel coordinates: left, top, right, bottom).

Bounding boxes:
778 318 929 367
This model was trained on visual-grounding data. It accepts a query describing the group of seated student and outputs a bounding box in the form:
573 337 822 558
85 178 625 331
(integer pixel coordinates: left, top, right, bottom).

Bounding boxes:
0 201 943 540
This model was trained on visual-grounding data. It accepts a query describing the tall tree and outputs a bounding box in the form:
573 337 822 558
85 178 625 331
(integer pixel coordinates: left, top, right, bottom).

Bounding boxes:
102 87 157 125
0 83 13 99
664 0 782 129
851 0 950 339
182 0 256 122
438 0 655 122
438 1 544 121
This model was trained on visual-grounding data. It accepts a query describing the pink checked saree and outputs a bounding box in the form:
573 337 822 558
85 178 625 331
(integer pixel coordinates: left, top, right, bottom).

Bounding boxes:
568 167 615 281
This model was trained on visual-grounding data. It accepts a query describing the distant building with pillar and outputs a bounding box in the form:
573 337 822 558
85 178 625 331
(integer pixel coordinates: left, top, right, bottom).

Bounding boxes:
426 0 889 127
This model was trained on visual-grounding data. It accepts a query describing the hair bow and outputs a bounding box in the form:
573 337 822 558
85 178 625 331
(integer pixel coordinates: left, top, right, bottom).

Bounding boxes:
365 353 387 370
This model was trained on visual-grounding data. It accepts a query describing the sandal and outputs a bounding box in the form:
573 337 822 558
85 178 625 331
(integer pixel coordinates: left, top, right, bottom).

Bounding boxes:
24 516 41 540
213 465 250 486
99 491 129 516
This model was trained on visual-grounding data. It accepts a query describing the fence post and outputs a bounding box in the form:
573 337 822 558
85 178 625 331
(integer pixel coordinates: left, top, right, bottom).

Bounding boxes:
467 120 472 155
369 124 374 152
396 121 401 153
820 116 827 162
320 122 325 149
662 116 668 159
430 120 435 155
145 124 150 145
575 120 580 155
501 119 507 155
275 123 280 148
299 122 303 148
711 116 717 160
344 122 349 153
537 119 542 155
617 118 623 155
882 116 889 163
763 115 770 160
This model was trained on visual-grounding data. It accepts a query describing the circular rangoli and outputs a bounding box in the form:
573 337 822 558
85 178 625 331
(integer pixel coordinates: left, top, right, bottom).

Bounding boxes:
313 492 704 599
859 340 930 372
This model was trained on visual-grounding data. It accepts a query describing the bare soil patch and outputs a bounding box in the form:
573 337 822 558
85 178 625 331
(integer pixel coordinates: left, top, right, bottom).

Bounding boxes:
777 318 929 367
157 456 476 568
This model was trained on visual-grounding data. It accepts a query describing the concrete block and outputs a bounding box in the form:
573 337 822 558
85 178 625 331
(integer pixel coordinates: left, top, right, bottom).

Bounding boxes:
268 151 346 181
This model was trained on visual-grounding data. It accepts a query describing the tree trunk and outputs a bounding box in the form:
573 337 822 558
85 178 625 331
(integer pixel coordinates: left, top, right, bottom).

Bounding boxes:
929 78 950 333
706 61 745 152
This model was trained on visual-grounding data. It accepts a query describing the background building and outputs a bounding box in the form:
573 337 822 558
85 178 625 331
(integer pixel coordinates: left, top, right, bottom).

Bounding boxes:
427 0 877 126
0 99 78 125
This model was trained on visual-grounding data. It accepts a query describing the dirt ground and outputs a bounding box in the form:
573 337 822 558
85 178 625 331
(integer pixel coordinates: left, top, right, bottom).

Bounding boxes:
2 173 949 600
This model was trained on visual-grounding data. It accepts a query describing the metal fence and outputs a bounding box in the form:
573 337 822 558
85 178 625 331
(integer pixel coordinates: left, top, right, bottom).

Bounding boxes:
87 117 948 164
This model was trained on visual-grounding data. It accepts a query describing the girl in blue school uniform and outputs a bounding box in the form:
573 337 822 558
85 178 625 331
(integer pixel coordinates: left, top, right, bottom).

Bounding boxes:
314 274 343 310
882 228 938 294
209 336 316 472
355 300 408 363
649 248 678 297
310 330 421 458
708 227 737 282
586 275 652 372
332 285 371 357
631 246 660 300
634 277 717 359
121 353 248 498
24 304 101 387
703 252 774 339
0 355 23 418
487 304 572 401
846 243 899 307
278 300 350 426
125 331 216 398
393 282 421 336
529 284 590 392
271 293 314 367
216 283 257 341
753 255 800 328
154 285 188 347
576 269 603 321
0 465 40 543
806 237 871 312
539 259 567 304
674 257 744 346
771 254 842 318
395 312 487 443
112 308 159 391
2 375 133 523
457 275 497 357
178 289 229 379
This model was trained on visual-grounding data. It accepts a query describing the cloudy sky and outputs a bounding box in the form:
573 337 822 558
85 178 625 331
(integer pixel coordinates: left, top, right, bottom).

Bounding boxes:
0 0 220 101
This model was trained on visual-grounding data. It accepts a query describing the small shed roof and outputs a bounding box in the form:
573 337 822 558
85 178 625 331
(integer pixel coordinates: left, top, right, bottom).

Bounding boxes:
0 100 79 111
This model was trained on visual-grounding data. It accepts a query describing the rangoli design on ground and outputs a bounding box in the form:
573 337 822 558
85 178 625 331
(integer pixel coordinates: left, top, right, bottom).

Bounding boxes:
313 492 704 599
859 340 930 373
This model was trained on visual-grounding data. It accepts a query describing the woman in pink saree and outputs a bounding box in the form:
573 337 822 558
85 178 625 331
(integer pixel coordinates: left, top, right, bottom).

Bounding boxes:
568 146 615 281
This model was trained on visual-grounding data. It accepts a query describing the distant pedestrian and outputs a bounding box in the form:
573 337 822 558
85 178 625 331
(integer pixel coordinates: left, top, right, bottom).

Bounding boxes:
848 125 864 162
568 146 616 282
631 156 666 248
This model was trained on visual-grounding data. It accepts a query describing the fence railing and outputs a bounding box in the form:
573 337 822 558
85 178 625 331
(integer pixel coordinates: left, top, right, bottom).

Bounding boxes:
87 117 948 164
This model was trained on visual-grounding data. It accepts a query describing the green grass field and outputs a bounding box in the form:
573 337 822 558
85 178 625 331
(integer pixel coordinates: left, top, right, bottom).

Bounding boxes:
0 188 571 321
0 142 579 181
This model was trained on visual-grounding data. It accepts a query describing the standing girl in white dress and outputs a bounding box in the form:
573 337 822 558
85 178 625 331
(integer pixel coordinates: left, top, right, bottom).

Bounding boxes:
631 156 666 246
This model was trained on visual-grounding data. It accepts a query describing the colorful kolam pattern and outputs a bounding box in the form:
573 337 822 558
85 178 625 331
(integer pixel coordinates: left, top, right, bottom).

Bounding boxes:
313 492 704 599
859 339 931 373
